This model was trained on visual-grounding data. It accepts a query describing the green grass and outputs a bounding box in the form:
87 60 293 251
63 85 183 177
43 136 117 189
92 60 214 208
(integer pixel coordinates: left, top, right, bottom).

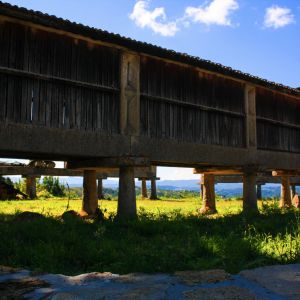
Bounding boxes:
0 196 244 217
0 197 299 275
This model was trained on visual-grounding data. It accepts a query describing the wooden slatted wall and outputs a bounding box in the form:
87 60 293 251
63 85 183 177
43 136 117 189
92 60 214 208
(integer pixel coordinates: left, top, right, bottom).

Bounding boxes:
140 56 245 147
0 21 120 133
256 88 300 152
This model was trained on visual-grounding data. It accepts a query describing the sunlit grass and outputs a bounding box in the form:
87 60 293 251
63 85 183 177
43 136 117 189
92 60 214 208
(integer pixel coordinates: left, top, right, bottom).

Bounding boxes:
0 197 245 217
0 196 298 276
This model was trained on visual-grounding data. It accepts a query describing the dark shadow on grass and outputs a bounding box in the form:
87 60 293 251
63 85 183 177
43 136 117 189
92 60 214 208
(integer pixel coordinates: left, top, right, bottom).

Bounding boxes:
0 207 299 276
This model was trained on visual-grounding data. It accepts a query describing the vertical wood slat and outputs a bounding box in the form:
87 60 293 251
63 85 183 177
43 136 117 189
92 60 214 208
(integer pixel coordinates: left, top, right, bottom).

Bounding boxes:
140 55 245 147
140 56 245 113
256 87 300 152
0 20 121 134
0 74 7 121
140 97 245 147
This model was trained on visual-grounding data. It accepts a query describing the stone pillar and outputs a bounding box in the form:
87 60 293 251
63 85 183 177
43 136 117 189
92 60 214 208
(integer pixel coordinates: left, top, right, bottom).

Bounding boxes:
291 184 296 200
200 174 216 214
82 170 98 215
245 85 257 149
280 176 292 208
120 51 140 136
26 176 37 199
200 183 204 199
97 178 105 199
141 179 148 199
256 184 262 200
117 166 137 219
150 178 158 200
243 172 258 213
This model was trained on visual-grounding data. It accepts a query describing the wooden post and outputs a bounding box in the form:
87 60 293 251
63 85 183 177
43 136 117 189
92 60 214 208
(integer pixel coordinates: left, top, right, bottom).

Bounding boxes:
25 176 37 199
120 51 140 136
256 184 262 200
280 176 292 208
150 178 158 200
97 178 105 199
245 85 257 149
117 166 137 219
82 170 98 215
141 179 148 199
243 172 258 213
200 174 217 214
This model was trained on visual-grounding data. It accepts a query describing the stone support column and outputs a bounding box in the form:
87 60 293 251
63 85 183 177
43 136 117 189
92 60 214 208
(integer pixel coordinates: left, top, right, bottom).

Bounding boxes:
243 172 258 213
150 178 158 200
280 176 292 208
97 178 105 199
117 166 137 219
256 184 262 200
141 179 148 199
200 174 217 214
291 184 296 200
82 170 98 215
25 176 37 199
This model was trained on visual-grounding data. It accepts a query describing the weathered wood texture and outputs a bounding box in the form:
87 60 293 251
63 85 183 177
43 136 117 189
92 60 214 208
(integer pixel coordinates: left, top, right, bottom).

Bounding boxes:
256 88 300 153
140 56 245 147
0 21 120 133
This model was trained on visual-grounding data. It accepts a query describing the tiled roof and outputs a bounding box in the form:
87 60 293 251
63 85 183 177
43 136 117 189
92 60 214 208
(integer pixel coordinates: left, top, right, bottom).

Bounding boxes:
0 1 299 97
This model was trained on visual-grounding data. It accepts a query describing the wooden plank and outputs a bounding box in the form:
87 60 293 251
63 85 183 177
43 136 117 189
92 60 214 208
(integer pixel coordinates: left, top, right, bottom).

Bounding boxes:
0 67 119 93
0 74 7 121
20 77 32 124
67 157 150 169
140 94 245 117
0 21 10 68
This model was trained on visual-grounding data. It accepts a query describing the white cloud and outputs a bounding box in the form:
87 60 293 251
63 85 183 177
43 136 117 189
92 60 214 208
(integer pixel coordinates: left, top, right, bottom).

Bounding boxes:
129 1 179 37
264 5 294 29
184 0 239 26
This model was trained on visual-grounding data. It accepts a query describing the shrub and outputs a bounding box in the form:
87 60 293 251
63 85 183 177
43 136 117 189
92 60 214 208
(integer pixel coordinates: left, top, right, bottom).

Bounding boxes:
42 177 65 197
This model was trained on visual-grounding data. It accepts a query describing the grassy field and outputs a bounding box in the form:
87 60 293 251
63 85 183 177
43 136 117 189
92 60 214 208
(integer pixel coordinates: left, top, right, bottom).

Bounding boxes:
0 196 244 217
0 197 299 276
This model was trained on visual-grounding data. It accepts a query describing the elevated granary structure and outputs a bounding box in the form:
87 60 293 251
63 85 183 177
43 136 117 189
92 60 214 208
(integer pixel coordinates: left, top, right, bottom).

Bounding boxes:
0 2 300 217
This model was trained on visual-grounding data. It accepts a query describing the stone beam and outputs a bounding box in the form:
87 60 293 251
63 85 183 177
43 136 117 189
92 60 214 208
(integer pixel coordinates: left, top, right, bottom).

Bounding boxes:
194 168 243 175
66 157 150 170
272 170 300 177
0 165 156 179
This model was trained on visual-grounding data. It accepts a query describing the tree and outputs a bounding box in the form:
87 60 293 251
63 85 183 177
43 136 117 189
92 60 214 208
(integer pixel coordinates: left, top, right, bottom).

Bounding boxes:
42 176 65 197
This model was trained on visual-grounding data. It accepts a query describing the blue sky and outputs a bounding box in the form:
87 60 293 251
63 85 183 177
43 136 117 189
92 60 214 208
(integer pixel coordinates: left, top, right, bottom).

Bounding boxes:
2 0 300 180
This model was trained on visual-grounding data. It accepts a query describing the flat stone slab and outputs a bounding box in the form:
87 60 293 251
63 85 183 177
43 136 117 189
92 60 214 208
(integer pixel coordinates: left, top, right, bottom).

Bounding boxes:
240 264 300 300
0 264 299 299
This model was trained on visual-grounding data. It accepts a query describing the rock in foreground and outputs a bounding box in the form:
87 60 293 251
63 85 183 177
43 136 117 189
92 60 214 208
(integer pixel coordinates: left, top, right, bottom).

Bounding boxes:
1 264 299 299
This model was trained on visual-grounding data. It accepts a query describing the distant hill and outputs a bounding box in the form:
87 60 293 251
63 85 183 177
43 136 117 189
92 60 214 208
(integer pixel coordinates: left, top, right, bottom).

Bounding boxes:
9 176 288 198
66 178 284 198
